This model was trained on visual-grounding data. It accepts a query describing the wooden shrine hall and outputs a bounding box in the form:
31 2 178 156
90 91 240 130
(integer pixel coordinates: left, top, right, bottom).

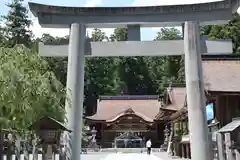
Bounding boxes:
86 55 240 150
86 91 185 148
161 55 240 159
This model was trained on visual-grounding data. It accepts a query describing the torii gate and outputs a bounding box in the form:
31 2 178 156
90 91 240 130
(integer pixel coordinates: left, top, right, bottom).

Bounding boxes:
29 0 240 160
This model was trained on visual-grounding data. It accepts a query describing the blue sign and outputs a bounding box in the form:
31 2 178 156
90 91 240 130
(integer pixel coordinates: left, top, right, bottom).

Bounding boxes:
206 103 214 121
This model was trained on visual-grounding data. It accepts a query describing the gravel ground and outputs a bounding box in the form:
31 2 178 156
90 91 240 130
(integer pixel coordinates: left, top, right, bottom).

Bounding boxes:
80 152 186 160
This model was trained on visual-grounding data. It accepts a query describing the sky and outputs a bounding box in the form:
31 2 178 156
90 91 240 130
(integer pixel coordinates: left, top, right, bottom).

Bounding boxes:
0 0 239 40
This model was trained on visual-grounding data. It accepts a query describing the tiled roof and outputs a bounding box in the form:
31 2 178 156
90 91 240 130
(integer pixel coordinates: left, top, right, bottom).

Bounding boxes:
87 90 186 121
164 87 186 111
87 96 161 122
203 60 240 92
154 87 186 120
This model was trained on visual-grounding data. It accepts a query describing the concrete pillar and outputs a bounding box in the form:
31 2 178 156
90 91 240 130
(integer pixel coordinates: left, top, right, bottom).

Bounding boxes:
65 23 86 160
65 27 73 131
184 21 211 160
127 25 141 41
64 25 74 160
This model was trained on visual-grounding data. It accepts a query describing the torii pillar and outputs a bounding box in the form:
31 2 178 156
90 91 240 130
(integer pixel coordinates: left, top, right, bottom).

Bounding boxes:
65 23 86 160
184 21 211 160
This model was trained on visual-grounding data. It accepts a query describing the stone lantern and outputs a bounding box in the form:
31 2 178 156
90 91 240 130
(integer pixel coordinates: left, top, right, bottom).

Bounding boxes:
87 127 98 151
160 125 170 151
91 127 97 143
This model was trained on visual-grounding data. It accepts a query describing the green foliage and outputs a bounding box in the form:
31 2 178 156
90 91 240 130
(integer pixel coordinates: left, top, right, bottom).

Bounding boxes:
201 13 240 53
2 0 33 47
155 27 182 40
40 34 68 86
39 29 122 115
0 45 65 132
84 29 121 115
109 28 128 41
110 28 158 95
154 27 184 90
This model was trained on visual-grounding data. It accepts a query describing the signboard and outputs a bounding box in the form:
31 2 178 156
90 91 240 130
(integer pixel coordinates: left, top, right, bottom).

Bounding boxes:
206 103 214 121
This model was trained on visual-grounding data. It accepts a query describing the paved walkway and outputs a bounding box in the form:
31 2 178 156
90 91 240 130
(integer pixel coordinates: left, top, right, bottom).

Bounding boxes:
81 152 185 160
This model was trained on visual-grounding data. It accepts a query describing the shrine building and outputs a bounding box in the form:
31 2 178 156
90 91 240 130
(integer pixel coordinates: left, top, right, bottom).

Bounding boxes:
86 54 240 149
86 89 185 148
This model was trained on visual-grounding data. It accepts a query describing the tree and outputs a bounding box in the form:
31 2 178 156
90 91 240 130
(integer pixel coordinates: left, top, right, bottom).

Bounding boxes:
0 45 65 132
40 30 121 115
84 29 120 115
0 25 6 47
154 27 184 90
155 27 182 40
201 13 240 53
40 34 69 86
2 0 33 47
109 28 128 41
110 28 157 95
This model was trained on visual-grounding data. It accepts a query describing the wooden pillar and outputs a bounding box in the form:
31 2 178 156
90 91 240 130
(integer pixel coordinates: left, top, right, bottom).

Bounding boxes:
186 120 189 134
225 133 234 160
215 96 221 124
177 122 180 136
234 95 239 118
156 122 158 140
100 123 103 146
226 96 232 124
181 144 185 158
217 133 225 160
183 119 186 134
172 122 175 137
186 143 190 159
180 120 183 135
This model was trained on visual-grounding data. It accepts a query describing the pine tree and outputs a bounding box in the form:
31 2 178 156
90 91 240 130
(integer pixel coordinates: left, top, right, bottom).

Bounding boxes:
0 25 6 47
3 0 32 47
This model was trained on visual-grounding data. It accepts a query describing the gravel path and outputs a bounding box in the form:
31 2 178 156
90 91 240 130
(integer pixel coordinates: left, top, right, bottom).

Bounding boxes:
80 152 185 160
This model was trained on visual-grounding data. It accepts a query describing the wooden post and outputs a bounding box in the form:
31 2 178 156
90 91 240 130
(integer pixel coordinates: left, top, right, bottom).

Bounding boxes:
181 144 185 158
186 121 189 134
217 133 225 160
180 121 183 135
235 149 240 160
225 133 234 160
177 121 181 136
186 144 190 159
167 123 173 155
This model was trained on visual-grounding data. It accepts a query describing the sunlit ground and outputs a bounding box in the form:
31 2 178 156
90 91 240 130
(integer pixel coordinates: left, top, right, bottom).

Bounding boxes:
80 152 184 160
102 153 161 160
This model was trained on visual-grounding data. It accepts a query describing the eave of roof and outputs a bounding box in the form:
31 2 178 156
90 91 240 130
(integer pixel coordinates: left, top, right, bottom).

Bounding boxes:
106 108 154 123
